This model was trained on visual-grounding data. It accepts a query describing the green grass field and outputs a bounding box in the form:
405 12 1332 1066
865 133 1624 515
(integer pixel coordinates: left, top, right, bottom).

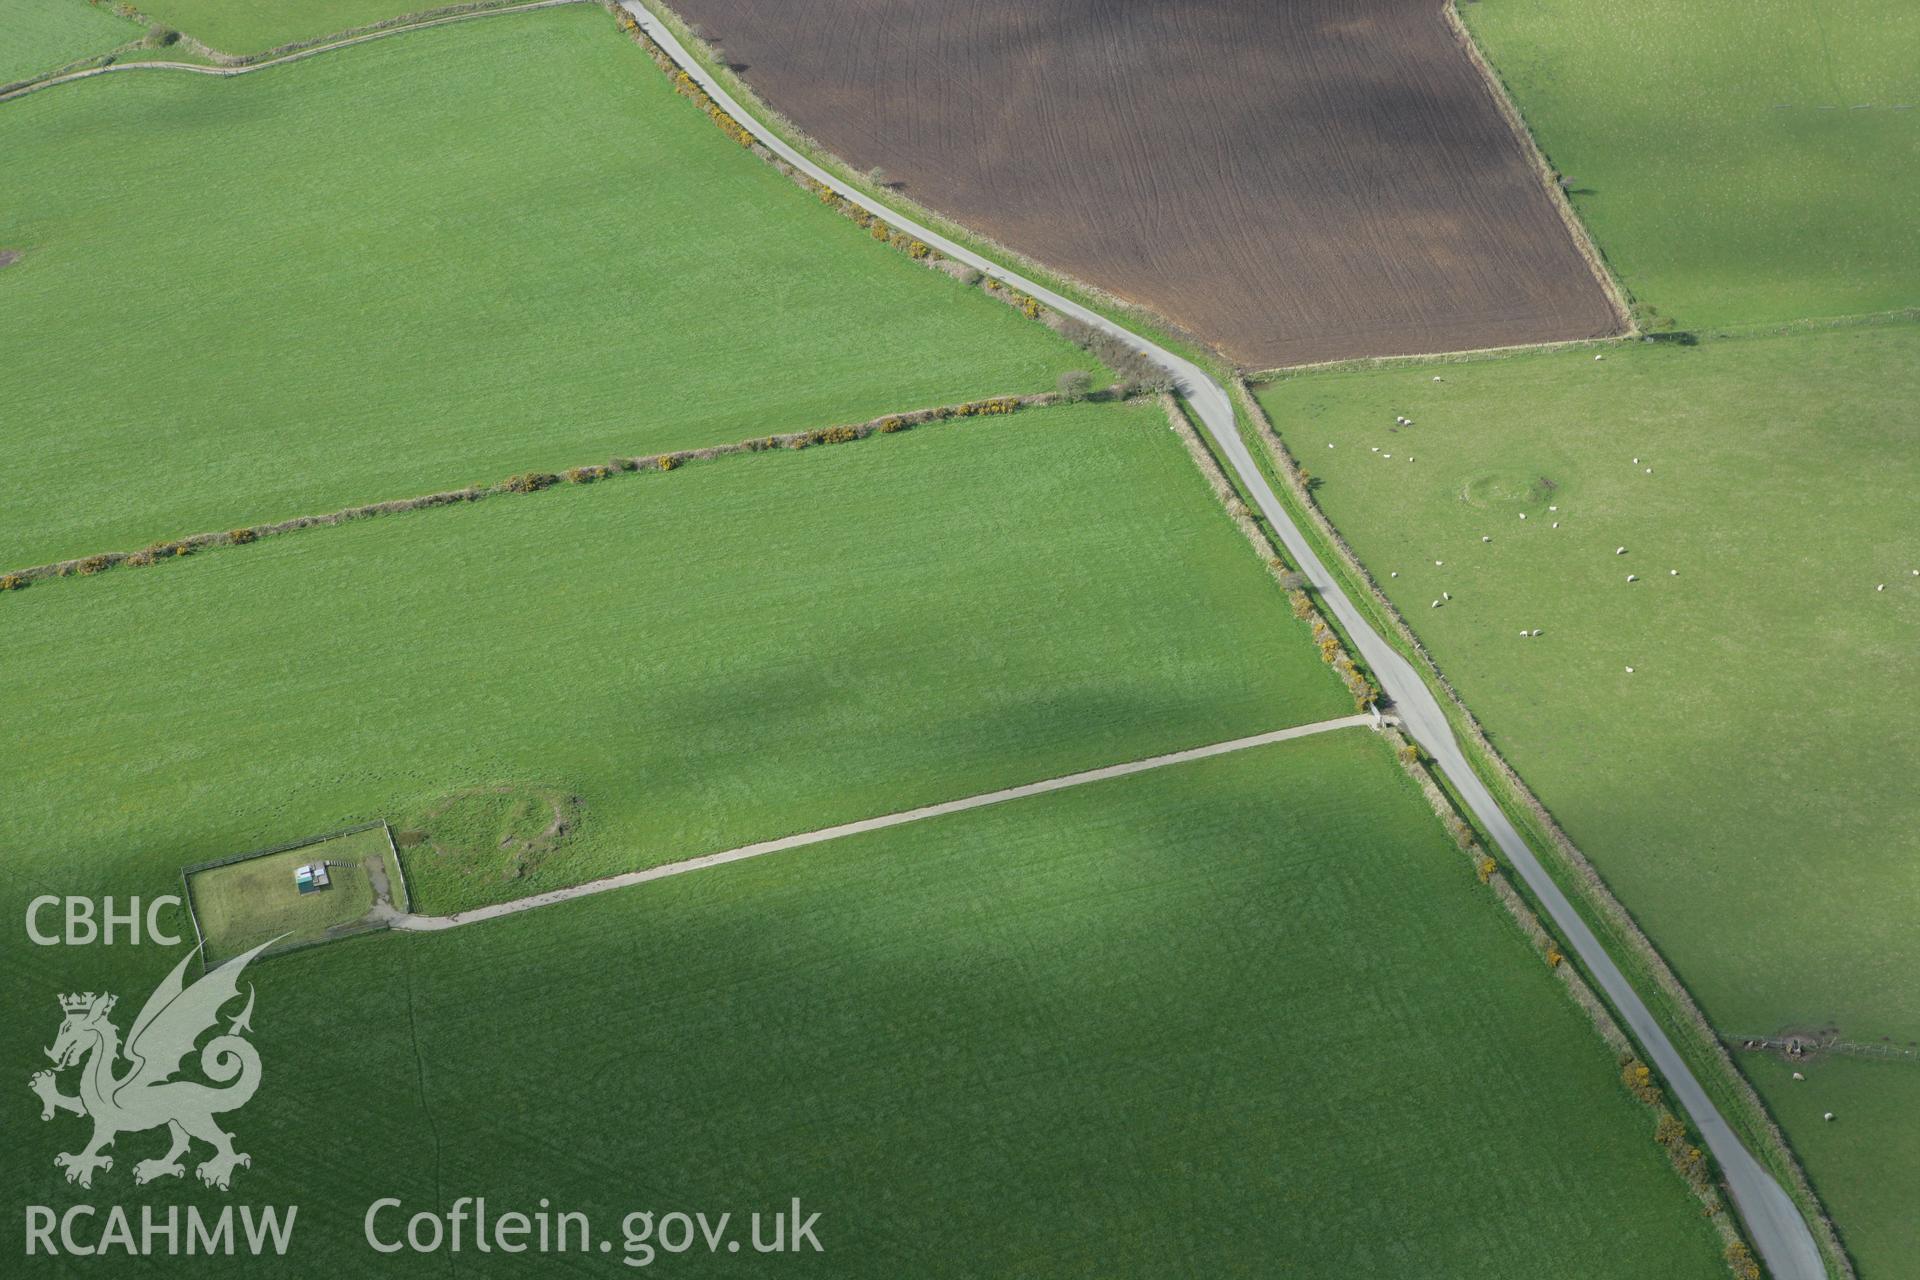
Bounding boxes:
188 825 406 962
0 5 1091 569
4 733 1727 1276
0 0 141 83
1745 1055 1920 1278
1258 320 1920 1273
0 402 1351 918
1464 0 1920 329
136 0 441 53
3 1 1874 1269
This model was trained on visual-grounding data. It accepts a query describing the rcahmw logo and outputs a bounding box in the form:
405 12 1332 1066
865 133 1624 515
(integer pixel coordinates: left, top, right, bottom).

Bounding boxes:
24 940 299 1260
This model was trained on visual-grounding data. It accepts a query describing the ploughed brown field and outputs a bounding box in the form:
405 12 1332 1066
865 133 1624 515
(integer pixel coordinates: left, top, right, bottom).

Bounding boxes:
665 0 1622 368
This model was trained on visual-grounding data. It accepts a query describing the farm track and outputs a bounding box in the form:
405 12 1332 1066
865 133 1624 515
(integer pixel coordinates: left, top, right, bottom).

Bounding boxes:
396 715 1380 930
661 0 1621 368
0 2 1826 1270
611 6 1825 1274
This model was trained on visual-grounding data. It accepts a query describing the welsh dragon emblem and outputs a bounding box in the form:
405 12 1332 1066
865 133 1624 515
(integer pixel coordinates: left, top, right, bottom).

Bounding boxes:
30 941 273 1190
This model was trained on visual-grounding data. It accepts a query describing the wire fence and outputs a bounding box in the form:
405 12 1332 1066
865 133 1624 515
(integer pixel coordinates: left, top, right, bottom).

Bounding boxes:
182 821 402 971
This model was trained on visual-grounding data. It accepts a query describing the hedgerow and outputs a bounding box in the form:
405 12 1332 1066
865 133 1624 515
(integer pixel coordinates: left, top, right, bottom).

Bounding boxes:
1374 708 1756 1264
1237 374 1832 1275
610 14 1190 400
0 393 1062 595
1047 316 1172 394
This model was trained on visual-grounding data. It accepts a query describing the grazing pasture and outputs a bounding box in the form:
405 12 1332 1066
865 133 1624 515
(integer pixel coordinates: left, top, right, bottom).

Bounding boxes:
1744 1054 1920 1279
1259 322 1920 1275
1258 323 1920 1042
0 5 1089 569
1464 0 1920 328
0 403 1351 918
2 734 1728 1277
663 0 1621 368
0 0 140 83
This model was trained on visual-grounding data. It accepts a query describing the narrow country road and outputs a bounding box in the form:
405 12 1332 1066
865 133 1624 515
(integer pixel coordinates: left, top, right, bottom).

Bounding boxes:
396 715 1376 931
618 5 1827 1275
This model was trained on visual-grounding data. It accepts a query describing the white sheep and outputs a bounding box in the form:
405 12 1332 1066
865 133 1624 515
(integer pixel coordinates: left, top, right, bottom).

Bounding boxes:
1670 569 1679 576
1825 1112 1836 1122
1531 629 1542 637
1432 375 1443 382
1519 630 1529 638
1549 505 1558 511
1431 600 1442 609
1518 513 1527 520
1616 547 1628 555
1595 354 1605 361
1482 535 1492 543
1552 522 1560 529
1442 592 1451 600
1627 574 1638 582
1792 1072 1805 1081
1625 665 1634 673
1878 584 1886 591
1435 560 1444 567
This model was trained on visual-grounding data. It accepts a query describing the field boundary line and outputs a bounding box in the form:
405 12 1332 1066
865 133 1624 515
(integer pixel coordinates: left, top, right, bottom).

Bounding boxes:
0 0 588 106
1159 393 1378 713
1677 307 1920 343
1166 382 1755 1244
636 0 1221 367
179 819 392 878
1243 306 1920 382
605 4 1825 1270
1232 377 1853 1278
182 820 400 970
1375 716 1751 1231
645 0 1626 371
1730 1035 1920 1066
395 716 1377 932
1245 331 1626 382
2 36 150 93
0 390 1063 593
178 868 211 969
1442 0 1636 336
146 0 559 66
383 823 415 916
